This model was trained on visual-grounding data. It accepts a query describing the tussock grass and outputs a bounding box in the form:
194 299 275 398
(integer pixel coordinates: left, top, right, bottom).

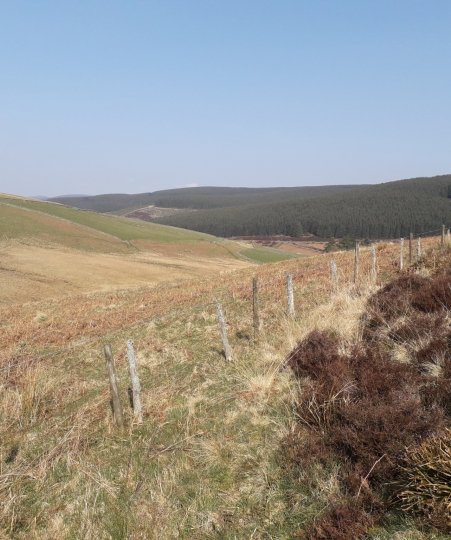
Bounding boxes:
0 236 448 538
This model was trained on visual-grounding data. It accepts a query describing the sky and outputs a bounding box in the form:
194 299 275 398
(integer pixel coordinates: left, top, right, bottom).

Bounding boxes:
1 1 451 197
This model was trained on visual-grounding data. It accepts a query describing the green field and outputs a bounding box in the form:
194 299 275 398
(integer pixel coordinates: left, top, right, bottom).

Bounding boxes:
241 246 297 263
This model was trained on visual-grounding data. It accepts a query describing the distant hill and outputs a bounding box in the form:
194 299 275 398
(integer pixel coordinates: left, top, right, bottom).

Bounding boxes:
49 185 359 213
50 175 451 239
155 175 451 239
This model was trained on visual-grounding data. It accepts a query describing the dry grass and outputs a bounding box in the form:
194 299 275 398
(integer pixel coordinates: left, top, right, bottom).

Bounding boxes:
0 235 448 538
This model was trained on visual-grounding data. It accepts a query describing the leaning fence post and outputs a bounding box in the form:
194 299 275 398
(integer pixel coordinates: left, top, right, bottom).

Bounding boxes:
371 245 377 282
353 241 360 284
417 237 421 259
330 259 338 292
286 274 295 317
252 277 261 339
104 344 124 428
399 238 404 271
216 301 233 361
409 233 413 264
127 339 143 424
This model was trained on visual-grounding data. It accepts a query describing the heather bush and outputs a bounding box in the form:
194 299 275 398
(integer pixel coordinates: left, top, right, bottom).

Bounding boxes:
301 504 374 540
286 269 451 537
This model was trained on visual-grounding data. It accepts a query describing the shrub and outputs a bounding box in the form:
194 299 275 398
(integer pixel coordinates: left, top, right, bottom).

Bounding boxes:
302 504 375 540
398 429 451 532
411 274 451 313
366 274 428 324
285 269 451 535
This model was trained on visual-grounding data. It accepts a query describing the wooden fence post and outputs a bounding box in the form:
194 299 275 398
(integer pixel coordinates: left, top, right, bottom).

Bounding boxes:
216 301 233 361
287 273 295 317
353 241 360 284
371 245 377 282
441 224 445 247
330 259 338 292
127 339 143 424
400 238 404 271
417 237 421 259
252 277 261 339
409 233 413 264
104 344 124 428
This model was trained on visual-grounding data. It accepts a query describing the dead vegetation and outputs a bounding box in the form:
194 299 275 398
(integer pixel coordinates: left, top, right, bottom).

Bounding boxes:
286 259 451 538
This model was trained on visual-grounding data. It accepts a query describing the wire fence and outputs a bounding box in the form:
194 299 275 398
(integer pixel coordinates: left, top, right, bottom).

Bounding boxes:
1 228 449 380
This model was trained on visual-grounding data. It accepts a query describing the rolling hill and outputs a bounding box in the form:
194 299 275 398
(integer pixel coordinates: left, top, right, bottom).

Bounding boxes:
51 175 451 239
49 185 359 213
0 194 294 303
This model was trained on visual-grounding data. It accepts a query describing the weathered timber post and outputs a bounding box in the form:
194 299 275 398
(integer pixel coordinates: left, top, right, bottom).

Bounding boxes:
441 224 445 247
126 339 143 424
353 241 360 284
252 277 261 339
216 301 233 361
104 344 124 428
400 238 404 271
409 233 413 264
417 237 422 259
330 259 338 292
447 229 450 245
286 273 295 317
371 245 377 282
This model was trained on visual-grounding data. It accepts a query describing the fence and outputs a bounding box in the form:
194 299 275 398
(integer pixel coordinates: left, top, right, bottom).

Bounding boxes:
2 227 449 429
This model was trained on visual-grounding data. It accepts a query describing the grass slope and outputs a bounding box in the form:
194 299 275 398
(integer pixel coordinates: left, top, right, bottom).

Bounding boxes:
0 235 448 538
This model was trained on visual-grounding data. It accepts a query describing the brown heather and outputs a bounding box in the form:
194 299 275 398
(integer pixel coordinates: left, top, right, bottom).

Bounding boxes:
286 263 451 538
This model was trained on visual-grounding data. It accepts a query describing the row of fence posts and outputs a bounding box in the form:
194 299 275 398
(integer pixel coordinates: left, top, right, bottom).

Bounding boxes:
103 226 450 427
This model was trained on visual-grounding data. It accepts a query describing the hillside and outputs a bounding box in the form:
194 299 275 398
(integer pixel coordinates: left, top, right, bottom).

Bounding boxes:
50 175 451 240
1 231 449 538
49 185 359 213
156 175 451 239
0 194 294 303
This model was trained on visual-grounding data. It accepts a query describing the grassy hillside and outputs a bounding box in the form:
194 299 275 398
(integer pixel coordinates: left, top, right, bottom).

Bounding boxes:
157 175 451 239
0 234 448 538
0 194 294 303
49 185 359 213
0 196 214 245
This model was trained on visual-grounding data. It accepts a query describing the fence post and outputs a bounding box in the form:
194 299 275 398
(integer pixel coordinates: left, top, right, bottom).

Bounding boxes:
216 301 233 361
400 238 404 271
126 339 143 424
371 245 377 282
409 233 413 264
441 224 445 247
252 277 261 339
353 241 360 284
417 237 421 259
287 273 295 317
104 344 124 428
330 259 338 292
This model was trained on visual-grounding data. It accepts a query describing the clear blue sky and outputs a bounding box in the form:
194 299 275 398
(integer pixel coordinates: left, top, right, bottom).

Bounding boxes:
1 1 451 196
